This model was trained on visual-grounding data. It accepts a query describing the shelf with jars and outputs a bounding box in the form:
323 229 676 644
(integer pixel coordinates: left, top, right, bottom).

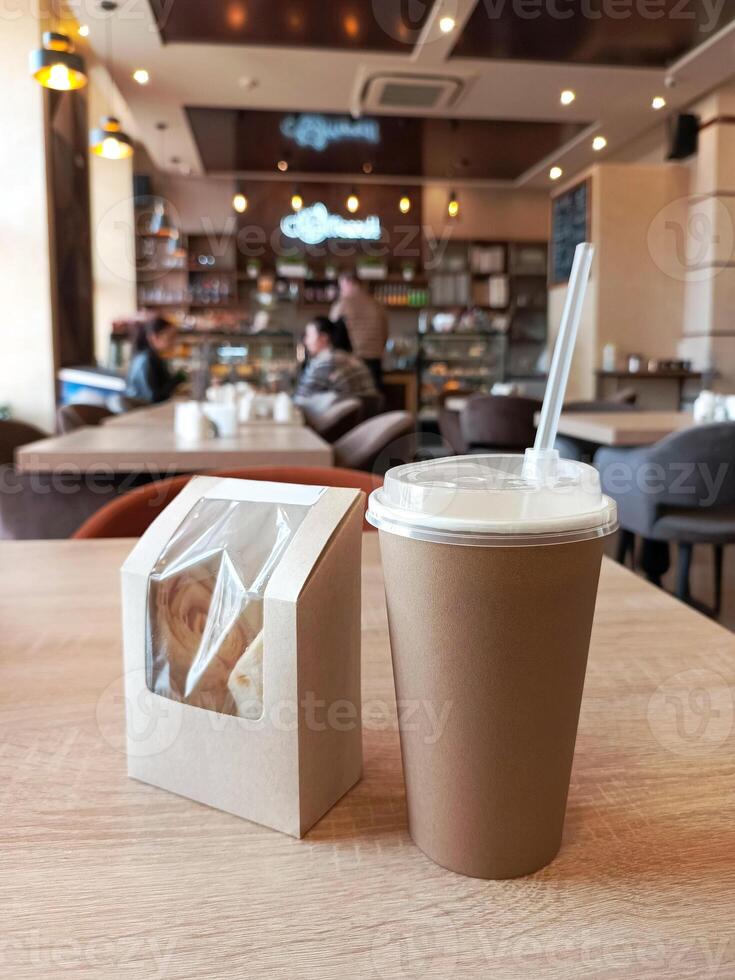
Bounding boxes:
417 240 549 416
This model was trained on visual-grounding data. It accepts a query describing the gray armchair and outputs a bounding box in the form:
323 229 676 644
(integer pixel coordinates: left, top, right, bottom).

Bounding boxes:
596 422 735 614
334 412 415 474
301 397 363 443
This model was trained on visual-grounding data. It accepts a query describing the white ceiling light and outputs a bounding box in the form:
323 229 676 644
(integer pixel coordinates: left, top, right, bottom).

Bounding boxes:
560 89 575 106
439 15 456 33
592 135 607 151
78 24 90 37
132 68 149 85
652 96 666 110
549 166 563 180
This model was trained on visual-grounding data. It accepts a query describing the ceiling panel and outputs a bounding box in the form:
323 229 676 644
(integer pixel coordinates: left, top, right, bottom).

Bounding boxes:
186 108 588 179
451 0 735 67
150 0 430 52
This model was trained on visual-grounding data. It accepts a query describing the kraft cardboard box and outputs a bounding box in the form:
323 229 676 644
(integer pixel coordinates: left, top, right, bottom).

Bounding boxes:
121 476 363 838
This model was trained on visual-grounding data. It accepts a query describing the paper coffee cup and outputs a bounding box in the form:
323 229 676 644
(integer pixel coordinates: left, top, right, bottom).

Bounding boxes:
367 454 617 879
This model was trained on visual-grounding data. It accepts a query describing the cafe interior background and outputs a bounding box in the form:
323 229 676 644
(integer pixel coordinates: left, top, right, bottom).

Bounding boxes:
3 0 735 619
4 1 735 975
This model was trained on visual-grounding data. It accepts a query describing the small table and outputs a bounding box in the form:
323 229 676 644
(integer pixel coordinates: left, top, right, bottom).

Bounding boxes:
15 424 332 474
1 536 734 976
552 411 694 447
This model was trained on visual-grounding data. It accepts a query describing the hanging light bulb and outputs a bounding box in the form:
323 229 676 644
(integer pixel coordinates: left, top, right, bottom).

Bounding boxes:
346 188 360 213
447 190 460 219
399 193 411 215
291 188 304 211
30 31 88 91
88 2 134 160
89 116 134 159
233 192 248 213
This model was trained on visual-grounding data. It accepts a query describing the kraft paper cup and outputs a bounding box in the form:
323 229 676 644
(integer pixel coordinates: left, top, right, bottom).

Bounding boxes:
367 454 617 879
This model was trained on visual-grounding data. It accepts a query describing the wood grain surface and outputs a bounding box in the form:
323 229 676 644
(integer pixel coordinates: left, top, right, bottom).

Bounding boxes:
0 536 734 978
551 411 694 447
14 425 332 474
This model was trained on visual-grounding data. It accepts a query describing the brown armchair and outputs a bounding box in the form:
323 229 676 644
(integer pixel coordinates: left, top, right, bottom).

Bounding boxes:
56 403 113 433
460 395 542 453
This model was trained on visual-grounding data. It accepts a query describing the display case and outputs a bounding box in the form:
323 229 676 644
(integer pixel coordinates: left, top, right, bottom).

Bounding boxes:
419 240 549 414
417 330 507 419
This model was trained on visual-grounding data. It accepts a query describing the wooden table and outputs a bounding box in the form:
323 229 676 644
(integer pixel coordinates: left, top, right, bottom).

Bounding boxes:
552 411 695 447
103 401 304 428
15 424 332 474
2 536 734 977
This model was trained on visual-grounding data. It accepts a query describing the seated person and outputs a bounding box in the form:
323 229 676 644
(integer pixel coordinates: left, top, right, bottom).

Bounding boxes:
126 317 185 404
294 317 379 406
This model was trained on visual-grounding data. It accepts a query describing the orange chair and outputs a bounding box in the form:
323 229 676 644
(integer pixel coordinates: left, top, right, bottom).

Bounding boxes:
73 466 382 539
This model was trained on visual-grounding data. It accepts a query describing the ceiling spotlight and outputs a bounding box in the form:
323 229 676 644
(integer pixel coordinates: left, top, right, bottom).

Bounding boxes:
439 15 456 33
399 194 411 215
447 190 459 219
291 189 304 211
652 96 667 110
592 135 607 151
346 189 360 214
277 159 289 172
78 24 90 37
30 31 88 91
89 116 134 160
560 89 575 106
132 68 149 85
233 192 248 214
549 166 563 180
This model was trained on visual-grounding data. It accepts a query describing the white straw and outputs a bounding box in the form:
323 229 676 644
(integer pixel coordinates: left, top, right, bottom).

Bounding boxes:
533 242 595 453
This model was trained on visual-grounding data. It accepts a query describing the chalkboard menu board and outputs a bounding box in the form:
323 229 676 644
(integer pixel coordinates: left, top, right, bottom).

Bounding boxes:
551 180 589 284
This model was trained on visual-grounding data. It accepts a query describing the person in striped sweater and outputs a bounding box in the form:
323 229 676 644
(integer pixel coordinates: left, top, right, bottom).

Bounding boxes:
294 316 378 406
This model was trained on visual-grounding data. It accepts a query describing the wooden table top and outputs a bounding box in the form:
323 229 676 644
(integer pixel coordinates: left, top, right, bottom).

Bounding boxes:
15 424 332 474
2 536 734 977
552 411 695 447
103 401 304 428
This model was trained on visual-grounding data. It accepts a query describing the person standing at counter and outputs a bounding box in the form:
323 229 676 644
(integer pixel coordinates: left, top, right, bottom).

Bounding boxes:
126 317 185 404
330 270 388 388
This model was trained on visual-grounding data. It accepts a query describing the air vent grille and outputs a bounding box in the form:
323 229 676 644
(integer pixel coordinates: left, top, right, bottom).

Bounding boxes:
361 74 464 113
379 82 447 108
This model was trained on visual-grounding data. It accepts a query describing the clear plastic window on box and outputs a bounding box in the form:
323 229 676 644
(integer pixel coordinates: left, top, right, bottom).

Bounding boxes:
146 497 308 720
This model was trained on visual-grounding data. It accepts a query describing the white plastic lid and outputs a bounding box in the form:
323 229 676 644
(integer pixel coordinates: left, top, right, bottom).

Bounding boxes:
367 454 618 547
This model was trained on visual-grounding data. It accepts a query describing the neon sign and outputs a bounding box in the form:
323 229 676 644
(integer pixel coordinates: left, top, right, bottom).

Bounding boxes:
280 113 380 152
280 203 382 245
